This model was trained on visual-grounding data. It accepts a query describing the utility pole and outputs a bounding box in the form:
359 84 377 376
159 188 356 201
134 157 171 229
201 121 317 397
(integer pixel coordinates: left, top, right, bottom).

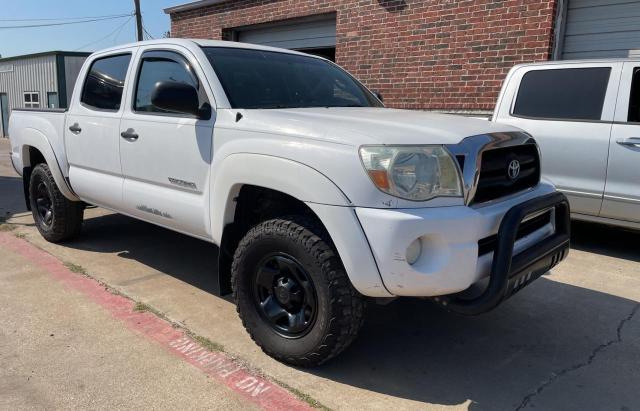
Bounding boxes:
134 0 143 41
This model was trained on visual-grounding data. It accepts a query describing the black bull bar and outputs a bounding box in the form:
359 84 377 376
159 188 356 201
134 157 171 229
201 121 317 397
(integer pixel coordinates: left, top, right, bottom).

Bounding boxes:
437 192 571 316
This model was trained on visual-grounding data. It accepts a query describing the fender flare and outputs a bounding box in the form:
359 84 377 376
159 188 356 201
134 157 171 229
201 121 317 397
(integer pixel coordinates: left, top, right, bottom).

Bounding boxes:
210 153 351 244
19 128 79 201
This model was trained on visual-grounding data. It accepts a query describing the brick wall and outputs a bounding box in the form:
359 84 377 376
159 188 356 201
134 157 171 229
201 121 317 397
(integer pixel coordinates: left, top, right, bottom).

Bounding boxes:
170 0 558 112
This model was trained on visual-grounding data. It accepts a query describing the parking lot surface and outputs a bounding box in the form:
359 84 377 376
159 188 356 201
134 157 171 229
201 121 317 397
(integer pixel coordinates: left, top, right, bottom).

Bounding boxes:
1 138 639 410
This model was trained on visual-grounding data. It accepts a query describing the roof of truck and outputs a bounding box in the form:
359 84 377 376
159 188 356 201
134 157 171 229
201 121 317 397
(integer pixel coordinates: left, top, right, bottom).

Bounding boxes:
89 38 318 59
513 57 640 68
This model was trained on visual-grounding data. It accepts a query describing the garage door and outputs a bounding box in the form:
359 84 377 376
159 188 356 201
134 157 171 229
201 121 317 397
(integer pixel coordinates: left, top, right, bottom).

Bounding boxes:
562 0 640 59
236 17 336 51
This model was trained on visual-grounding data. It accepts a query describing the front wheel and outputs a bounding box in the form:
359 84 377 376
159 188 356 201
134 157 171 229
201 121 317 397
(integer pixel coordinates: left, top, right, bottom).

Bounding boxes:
29 163 84 243
232 216 365 367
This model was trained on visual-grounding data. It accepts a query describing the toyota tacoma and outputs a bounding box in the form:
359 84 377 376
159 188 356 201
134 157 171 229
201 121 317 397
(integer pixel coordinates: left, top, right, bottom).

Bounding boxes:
8 39 570 366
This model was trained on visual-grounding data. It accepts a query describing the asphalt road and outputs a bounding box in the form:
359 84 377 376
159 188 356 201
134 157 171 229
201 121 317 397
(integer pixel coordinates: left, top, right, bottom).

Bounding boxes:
1 138 639 410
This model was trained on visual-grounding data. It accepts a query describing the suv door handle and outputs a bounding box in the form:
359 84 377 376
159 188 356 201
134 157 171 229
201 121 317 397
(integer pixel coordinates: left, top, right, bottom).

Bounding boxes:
616 137 640 148
120 128 139 141
68 123 82 134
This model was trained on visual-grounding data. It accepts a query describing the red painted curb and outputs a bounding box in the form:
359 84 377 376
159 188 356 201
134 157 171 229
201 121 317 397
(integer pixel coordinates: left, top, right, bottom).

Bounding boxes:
0 233 314 411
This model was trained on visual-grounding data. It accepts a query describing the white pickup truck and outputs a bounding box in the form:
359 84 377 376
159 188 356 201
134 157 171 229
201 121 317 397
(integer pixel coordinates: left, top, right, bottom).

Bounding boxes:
494 59 640 230
9 39 570 366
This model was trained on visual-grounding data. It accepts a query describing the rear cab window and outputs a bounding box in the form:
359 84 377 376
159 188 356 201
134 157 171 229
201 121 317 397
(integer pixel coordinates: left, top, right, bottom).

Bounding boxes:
512 67 611 121
81 54 132 111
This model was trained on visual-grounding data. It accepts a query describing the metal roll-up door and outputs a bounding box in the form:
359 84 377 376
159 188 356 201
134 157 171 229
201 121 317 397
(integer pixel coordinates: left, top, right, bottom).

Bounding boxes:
236 17 336 51
562 0 640 59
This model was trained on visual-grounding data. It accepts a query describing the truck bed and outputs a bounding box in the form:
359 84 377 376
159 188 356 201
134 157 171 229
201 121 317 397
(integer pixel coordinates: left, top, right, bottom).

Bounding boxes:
8 107 69 179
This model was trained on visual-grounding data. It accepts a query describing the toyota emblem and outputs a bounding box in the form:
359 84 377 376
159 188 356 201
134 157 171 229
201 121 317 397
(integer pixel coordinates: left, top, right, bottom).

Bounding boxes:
508 159 521 180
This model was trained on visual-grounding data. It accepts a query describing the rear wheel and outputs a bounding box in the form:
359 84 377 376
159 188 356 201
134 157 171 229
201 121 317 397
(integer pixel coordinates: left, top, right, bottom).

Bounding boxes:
29 163 84 242
232 216 365 367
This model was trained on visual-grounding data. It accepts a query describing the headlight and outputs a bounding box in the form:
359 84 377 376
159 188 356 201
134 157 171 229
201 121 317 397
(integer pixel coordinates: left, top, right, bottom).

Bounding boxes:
359 145 463 201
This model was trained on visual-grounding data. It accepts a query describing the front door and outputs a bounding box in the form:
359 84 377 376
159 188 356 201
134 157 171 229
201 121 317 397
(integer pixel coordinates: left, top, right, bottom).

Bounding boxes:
0 93 8 137
119 47 215 239
65 53 133 210
601 63 640 223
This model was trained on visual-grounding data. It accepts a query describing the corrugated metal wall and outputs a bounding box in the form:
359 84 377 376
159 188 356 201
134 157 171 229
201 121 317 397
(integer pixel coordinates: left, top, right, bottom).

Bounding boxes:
562 0 640 59
0 55 58 136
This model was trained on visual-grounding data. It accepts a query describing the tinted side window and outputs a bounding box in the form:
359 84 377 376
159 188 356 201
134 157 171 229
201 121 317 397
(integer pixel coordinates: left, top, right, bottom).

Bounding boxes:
513 67 611 121
81 54 131 111
134 51 200 114
628 68 640 123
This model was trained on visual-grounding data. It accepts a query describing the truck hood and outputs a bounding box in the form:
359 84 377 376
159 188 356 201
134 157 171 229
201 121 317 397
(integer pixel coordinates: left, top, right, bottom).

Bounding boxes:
241 107 523 146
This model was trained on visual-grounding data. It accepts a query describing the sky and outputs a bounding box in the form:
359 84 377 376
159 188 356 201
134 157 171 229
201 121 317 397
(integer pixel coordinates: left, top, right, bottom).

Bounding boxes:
0 0 184 58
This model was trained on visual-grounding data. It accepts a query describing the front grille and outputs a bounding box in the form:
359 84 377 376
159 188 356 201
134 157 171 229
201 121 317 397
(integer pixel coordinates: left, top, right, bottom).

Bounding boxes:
478 209 552 256
472 144 540 204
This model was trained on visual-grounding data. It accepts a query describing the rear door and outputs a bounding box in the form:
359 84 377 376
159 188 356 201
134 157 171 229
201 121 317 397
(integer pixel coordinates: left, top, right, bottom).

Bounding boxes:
495 63 621 216
65 52 133 209
119 46 215 239
601 62 640 223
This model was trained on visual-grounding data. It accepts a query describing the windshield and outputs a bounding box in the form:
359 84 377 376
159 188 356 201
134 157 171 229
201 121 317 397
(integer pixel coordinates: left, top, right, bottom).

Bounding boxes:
201 47 383 109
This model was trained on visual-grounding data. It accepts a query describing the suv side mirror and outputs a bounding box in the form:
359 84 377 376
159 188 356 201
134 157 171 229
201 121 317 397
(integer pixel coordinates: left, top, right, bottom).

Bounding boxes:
151 81 209 119
373 90 384 102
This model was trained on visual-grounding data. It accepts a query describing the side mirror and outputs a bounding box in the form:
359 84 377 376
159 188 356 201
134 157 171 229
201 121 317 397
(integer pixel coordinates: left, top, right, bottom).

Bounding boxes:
151 81 209 119
373 90 384 102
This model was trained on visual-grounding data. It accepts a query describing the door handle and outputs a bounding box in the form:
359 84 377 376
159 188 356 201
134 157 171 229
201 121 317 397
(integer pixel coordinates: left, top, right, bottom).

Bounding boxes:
616 137 640 148
120 128 139 141
68 123 82 134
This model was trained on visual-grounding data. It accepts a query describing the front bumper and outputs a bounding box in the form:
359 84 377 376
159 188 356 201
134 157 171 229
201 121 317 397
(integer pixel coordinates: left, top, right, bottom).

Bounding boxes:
356 184 570 313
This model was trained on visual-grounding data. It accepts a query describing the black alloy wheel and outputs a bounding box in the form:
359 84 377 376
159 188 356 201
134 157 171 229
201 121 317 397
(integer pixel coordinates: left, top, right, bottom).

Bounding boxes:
232 216 366 367
28 163 84 243
34 181 54 227
253 254 318 338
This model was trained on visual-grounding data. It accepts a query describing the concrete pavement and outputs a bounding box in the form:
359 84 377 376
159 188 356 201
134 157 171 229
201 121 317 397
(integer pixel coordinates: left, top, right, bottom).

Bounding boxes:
0 234 259 410
1 138 639 410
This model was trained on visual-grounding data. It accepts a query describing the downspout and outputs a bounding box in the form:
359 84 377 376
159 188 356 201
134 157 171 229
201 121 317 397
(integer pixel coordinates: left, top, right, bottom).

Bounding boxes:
552 0 568 61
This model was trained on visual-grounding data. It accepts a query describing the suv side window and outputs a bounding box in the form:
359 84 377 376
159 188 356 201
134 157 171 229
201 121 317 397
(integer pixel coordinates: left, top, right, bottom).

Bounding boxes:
81 54 131 111
513 67 611 121
628 68 640 123
134 50 204 115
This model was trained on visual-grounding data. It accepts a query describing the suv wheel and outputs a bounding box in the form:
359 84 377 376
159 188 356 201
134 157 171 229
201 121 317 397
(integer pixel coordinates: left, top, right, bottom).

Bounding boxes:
29 163 84 242
232 216 365 367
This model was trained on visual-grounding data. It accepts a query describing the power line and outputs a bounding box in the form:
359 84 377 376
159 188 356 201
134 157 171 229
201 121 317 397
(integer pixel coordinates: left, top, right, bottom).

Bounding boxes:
0 14 133 30
113 16 133 45
0 13 134 22
73 16 134 51
142 23 155 40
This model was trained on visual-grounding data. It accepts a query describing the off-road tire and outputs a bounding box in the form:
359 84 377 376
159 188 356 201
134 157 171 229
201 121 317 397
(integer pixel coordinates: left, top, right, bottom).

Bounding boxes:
29 163 84 242
232 216 365 367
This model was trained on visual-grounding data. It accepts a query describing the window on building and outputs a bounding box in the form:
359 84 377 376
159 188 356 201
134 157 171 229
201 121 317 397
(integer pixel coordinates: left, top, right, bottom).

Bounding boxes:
134 51 201 114
513 67 611 121
47 92 59 109
628 68 640 123
81 54 131 111
24 92 40 108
